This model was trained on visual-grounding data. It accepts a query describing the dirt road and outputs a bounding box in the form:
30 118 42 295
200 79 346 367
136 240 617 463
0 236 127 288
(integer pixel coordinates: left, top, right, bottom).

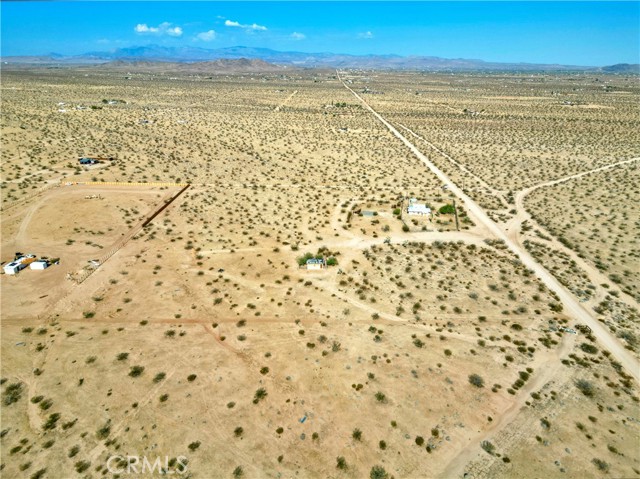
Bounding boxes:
438 329 576 478
338 71 640 383
396 122 507 203
505 158 640 310
515 157 640 208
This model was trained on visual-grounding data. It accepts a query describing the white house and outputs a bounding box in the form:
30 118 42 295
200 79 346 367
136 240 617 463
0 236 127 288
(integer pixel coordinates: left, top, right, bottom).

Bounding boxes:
407 203 431 216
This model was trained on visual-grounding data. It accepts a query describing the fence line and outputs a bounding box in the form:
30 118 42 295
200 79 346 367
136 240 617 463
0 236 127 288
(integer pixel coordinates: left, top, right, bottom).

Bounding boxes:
0 183 60 212
71 184 191 284
1 181 186 212
79 181 189 187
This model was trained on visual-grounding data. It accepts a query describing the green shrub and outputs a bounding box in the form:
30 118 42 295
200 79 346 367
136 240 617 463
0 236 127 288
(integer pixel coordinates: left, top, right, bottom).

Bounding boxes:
75 460 91 473
469 374 484 388
481 440 495 455
297 252 314 266
592 458 609 472
576 379 595 397
96 421 111 439
30 469 47 479
3 382 24 406
370 465 389 479
253 388 267 404
439 204 455 215
43 413 61 431
580 343 598 354
129 366 145 377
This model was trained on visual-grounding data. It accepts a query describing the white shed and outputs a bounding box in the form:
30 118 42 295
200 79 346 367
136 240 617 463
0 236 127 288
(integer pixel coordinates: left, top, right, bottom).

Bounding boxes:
306 258 325 270
30 261 49 270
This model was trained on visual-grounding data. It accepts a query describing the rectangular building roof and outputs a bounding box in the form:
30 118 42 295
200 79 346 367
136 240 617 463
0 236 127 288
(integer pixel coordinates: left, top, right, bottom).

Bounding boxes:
408 204 431 214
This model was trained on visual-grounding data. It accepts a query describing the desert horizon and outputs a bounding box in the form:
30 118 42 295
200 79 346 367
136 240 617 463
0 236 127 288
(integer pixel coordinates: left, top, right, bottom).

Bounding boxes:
1 63 638 479
2 2 639 478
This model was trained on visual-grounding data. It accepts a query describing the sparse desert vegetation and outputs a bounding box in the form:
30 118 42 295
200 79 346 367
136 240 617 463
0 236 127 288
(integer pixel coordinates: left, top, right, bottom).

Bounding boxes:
526 163 640 302
1 66 638 478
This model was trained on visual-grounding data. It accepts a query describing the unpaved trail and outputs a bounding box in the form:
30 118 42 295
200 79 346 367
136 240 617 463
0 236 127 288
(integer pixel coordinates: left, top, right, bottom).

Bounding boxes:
504 157 640 310
507 156 640 236
274 90 298 111
305 229 486 252
86 368 178 463
516 157 639 207
14 192 50 245
199 231 485 258
438 333 575 478
337 70 639 383
315 278 483 345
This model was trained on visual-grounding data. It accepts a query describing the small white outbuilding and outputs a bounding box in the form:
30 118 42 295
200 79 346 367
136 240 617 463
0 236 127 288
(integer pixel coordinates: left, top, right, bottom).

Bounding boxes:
306 258 325 270
30 261 49 270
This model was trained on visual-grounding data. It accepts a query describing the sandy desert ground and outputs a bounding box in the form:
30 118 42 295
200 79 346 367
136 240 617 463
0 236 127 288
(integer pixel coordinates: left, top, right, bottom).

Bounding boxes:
1 67 639 479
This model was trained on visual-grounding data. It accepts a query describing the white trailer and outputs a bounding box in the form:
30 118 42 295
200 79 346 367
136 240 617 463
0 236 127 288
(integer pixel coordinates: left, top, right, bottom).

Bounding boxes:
30 261 49 270
4 261 25 275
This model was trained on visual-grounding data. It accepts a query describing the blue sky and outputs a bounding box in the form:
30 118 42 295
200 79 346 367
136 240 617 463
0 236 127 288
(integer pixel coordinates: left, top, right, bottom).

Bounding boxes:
1 2 638 65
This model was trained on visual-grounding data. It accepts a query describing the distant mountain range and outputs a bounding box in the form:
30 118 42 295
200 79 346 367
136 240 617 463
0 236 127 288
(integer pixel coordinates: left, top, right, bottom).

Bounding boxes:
600 63 640 73
98 58 286 73
2 45 639 73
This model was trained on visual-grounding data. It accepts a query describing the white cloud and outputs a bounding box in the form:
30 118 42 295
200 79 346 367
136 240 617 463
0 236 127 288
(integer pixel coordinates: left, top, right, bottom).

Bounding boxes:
291 32 306 40
165 26 183 37
135 23 159 34
358 31 374 39
134 22 183 37
197 30 216 41
225 19 267 31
